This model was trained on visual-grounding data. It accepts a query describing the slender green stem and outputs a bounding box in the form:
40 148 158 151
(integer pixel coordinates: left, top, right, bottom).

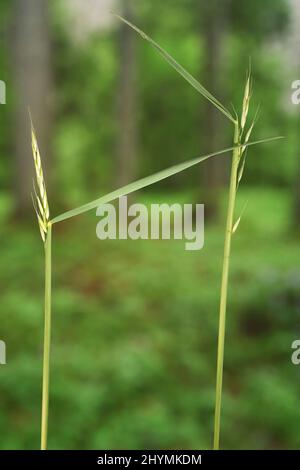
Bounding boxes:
41 223 52 450
213 122 240 450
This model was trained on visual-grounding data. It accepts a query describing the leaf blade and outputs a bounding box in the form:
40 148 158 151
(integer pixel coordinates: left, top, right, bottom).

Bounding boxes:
51 136 283 225
114 14 235 124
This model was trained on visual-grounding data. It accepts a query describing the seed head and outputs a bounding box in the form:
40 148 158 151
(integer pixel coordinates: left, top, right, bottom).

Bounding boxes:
241 69 252 131
30 115 50 243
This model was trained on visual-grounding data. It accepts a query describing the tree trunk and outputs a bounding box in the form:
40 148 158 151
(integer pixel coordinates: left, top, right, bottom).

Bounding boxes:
11 0 53 216
116 0 138 189
200 0 229 221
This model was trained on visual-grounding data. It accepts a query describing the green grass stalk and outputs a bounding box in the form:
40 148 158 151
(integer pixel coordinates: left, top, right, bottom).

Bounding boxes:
213 122 240 450
41 223 52 450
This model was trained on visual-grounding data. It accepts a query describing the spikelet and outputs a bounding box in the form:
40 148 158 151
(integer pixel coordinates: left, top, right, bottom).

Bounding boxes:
236 72 256 189
240 105 259 162
30 116 50 243
232 200 248 235
241 67 252 132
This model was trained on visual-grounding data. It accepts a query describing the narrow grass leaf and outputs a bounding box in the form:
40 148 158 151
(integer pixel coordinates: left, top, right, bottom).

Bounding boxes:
115 14 235 124
51 136 283 225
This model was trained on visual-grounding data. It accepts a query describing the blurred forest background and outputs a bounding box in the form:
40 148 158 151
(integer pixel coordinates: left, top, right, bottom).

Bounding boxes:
1 0 300 450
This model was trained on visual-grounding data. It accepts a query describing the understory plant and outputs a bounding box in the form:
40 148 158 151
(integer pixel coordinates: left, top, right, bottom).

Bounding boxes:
30 21 281 452
115 15 282 450
31 121 277 451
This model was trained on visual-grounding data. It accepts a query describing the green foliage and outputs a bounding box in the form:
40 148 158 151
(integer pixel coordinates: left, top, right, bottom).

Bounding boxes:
0 0 297 451
229 0 290 37
1 188 300 449
49 0 292 207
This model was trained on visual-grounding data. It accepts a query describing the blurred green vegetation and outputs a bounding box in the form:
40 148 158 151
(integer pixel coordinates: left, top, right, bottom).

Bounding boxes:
1 188 300 449
0 0 295 209
1 0 300 450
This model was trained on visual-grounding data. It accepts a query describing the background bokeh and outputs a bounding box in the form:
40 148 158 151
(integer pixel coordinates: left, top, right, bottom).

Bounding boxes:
1 0 300 450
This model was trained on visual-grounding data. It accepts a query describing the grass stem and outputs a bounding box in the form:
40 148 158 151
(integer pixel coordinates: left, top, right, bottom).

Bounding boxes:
213 122 240 450
41 223 52 450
